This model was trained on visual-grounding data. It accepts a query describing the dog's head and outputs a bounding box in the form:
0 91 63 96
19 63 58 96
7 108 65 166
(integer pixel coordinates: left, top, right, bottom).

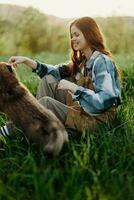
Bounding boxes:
0 62 17 82
0 62 26 104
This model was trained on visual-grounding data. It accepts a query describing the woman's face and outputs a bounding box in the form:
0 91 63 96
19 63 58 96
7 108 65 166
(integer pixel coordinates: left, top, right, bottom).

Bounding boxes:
70 25 88 51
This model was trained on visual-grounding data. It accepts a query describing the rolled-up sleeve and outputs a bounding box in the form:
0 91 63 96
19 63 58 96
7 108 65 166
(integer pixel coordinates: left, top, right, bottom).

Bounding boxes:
72 58 119 114
32 61 70 80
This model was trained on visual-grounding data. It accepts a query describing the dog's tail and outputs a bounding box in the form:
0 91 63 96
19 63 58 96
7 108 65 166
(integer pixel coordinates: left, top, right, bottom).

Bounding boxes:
44 129 69 157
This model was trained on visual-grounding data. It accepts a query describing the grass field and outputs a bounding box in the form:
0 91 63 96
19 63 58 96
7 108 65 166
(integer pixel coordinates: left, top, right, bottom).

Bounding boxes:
0 53 134 200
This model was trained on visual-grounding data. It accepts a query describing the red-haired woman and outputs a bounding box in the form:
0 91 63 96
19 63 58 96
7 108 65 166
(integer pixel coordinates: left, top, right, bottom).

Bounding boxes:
1 17 121 137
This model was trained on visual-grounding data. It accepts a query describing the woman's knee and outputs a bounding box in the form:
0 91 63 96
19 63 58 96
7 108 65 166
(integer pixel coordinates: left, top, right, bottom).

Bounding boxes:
41 74 58 85
36 75 59 100
38 96 55 107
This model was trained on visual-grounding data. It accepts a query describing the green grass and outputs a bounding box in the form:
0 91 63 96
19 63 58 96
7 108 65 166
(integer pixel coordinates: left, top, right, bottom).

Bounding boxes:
0 53 134 200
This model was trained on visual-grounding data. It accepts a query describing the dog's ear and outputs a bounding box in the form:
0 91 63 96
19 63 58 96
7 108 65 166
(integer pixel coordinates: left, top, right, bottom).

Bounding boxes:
6 65 14 73
0 63 14 73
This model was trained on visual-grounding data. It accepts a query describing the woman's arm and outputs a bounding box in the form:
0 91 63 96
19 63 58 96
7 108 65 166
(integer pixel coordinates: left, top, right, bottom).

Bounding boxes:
8 56 37 69
33 60 72 80
72 57 121 114
8 56 72 80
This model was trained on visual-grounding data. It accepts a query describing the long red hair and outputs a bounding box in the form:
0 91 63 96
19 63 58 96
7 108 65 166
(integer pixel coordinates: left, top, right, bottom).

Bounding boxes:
69 17 112 75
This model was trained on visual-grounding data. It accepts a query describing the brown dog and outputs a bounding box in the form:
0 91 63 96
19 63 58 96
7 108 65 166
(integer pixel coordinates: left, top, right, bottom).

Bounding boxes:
0 62 68 156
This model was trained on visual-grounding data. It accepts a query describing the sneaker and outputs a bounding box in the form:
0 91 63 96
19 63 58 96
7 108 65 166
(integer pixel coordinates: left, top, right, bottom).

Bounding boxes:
0 121 16 138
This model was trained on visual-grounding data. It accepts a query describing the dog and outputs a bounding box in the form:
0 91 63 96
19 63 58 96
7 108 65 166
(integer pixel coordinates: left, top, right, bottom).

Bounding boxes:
0 62 69 156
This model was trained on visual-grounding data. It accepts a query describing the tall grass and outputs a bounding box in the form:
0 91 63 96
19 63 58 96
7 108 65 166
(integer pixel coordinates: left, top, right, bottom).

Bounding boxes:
0 53 134 200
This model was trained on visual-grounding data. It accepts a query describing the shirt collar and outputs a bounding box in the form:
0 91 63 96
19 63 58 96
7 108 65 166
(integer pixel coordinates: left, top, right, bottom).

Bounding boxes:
86 50 102 70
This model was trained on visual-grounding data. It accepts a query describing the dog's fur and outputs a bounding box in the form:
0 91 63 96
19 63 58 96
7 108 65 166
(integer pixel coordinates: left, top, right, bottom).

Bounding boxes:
0 62 68 156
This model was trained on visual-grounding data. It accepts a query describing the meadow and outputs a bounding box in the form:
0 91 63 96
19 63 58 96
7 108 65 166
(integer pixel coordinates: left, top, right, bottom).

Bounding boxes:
0 52 134 200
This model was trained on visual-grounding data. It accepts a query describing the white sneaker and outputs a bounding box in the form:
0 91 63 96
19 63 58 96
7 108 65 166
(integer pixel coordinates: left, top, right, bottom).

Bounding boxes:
0 121 16 138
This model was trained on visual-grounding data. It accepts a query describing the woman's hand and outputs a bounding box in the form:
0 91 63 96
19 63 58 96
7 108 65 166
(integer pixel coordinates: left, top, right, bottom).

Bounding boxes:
8 56 37 69
57 79 79 93
8 56 27 67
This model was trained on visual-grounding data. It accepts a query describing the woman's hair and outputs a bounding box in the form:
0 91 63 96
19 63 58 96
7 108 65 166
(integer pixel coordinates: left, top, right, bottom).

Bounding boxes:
69 17 112 75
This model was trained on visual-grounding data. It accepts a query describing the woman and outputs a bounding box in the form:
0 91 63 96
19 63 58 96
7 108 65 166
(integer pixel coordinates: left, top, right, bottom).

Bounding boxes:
0 17 121 136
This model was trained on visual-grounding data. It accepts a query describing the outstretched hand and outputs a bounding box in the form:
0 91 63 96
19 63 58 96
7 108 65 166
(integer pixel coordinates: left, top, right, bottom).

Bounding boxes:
8 56 27 67
8 56 37 69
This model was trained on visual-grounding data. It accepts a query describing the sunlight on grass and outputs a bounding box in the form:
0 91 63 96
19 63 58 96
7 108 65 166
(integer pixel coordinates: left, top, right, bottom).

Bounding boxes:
0 53 134 200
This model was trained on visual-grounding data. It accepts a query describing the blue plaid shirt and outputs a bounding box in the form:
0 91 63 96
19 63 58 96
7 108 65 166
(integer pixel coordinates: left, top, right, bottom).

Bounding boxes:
33 51 122 115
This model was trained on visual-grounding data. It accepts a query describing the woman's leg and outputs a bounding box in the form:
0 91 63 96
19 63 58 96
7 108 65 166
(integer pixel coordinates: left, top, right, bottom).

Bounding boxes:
36 75 68 104
38 96 71 124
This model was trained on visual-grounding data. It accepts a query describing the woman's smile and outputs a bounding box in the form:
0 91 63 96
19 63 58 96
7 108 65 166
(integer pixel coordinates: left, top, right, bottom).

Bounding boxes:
70 25 88 51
